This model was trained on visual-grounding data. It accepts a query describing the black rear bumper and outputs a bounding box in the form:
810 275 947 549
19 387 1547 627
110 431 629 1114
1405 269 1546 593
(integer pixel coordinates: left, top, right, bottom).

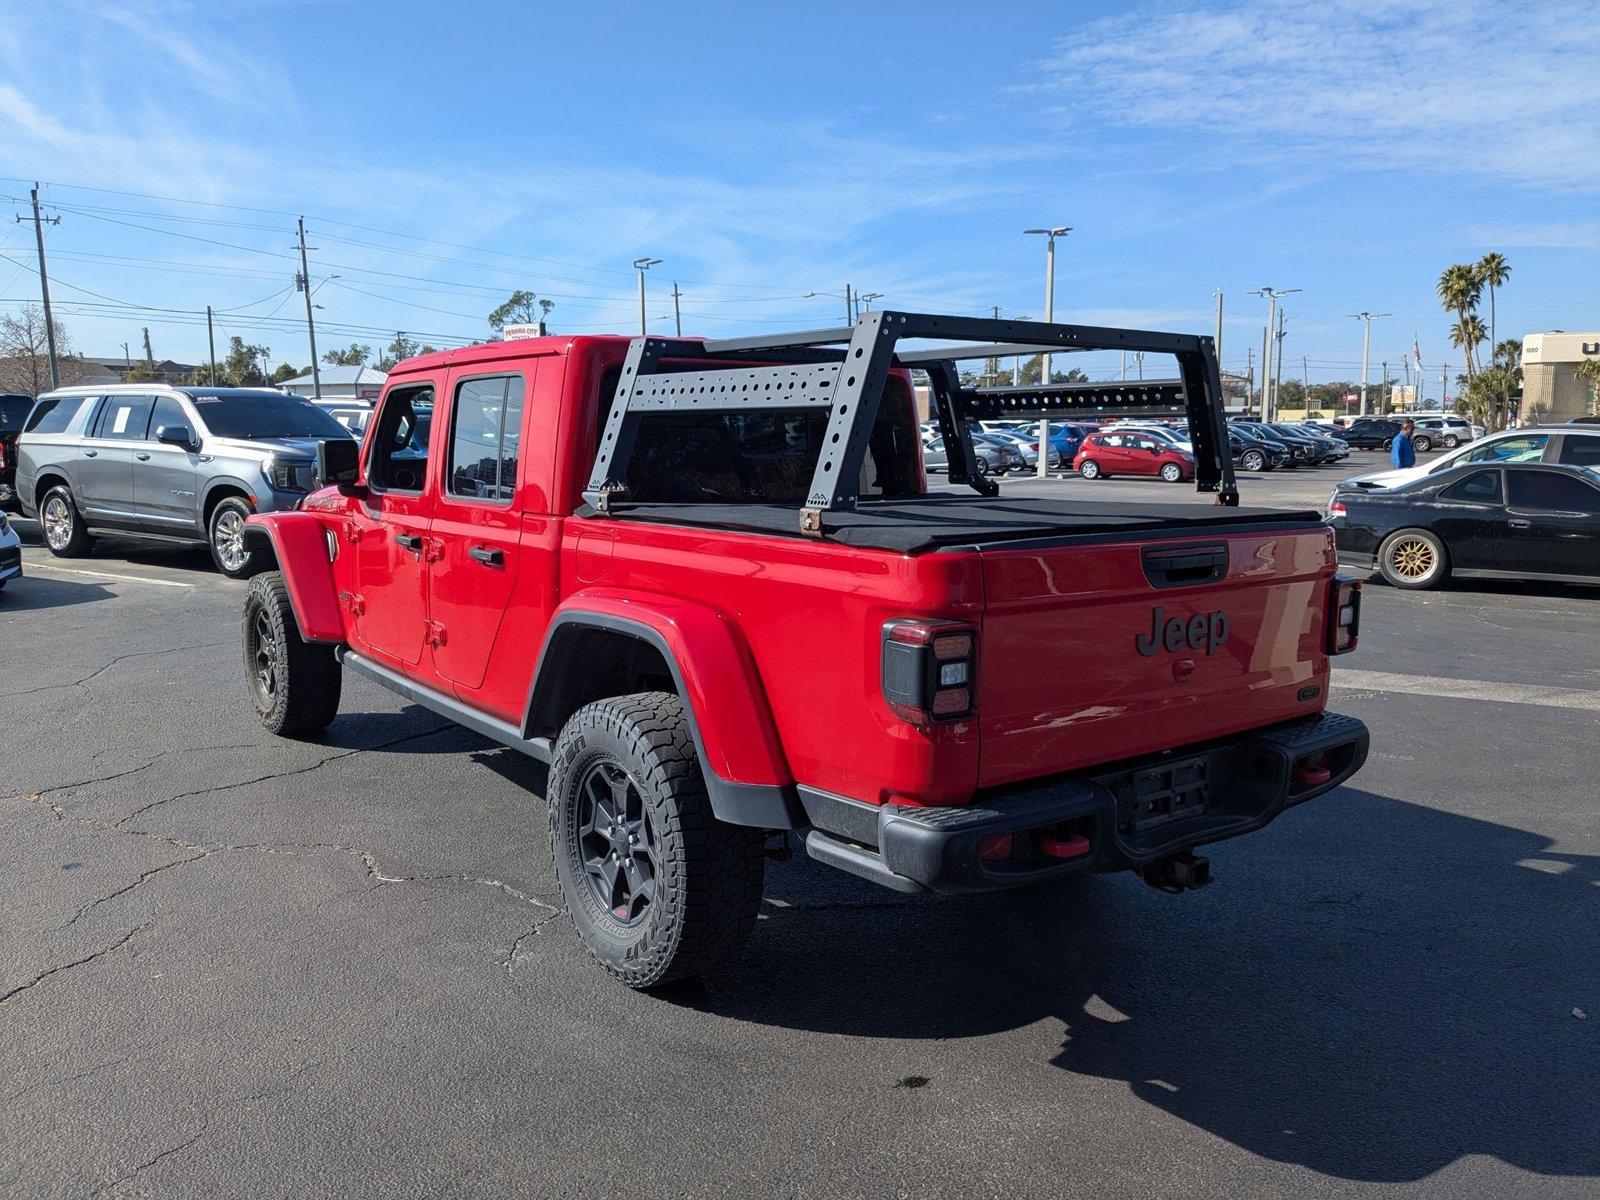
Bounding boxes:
802 712 1369 894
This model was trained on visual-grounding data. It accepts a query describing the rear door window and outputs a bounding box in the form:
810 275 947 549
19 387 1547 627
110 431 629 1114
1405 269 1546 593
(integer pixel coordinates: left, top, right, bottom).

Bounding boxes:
446 374 524 502
1506 471 1600 512
93 395 156 441
1556 436 1600 467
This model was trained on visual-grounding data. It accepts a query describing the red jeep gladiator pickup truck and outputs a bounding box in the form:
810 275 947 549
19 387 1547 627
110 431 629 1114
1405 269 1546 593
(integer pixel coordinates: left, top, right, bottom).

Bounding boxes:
240 312 1368 987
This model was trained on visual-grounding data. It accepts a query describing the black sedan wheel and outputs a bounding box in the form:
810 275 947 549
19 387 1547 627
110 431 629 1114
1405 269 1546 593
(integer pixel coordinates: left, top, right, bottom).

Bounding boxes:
1242 449 1267 472
1378 529 1448 590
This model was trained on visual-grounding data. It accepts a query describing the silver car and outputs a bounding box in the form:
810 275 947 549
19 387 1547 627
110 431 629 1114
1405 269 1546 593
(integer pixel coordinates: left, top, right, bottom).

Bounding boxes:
17 385 353 578
0 507 20 590
1410 415 1478 451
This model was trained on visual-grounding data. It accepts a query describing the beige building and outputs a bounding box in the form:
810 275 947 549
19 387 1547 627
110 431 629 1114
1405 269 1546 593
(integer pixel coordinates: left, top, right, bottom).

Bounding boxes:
1521 331 1599 422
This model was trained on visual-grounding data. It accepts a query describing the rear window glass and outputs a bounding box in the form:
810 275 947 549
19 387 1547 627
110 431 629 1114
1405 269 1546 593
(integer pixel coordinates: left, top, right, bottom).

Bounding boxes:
0 394 31 431
23 394 92 435
1557 436 1600 467
621 376 920 503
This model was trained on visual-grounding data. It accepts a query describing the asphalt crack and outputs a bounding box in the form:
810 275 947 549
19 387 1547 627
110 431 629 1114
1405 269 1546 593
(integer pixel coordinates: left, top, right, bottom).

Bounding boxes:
0 924 149 1006
0 639 234 699
58 853 212 930
97 1121 208 1196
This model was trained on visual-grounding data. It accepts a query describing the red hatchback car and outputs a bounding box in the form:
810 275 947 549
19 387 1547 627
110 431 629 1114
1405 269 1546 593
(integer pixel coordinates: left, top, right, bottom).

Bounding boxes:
1073 429 1194 482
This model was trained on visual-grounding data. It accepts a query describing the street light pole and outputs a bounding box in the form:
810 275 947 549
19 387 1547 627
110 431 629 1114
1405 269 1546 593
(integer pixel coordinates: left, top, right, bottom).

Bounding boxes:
633 258 661 336
1025 225 1071 478
1351 311 1390 417
1255 286 1300 421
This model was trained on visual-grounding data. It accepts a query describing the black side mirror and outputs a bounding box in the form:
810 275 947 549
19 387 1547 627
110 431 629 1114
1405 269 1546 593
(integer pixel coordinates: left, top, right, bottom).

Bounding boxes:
316 437 361 489
156 423 197 451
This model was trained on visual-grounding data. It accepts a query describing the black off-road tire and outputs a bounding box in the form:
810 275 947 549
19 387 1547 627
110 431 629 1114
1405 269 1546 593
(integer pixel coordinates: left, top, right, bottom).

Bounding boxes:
40 484 94 557
209 496 265 579
242 571 341 735
548 693 764 989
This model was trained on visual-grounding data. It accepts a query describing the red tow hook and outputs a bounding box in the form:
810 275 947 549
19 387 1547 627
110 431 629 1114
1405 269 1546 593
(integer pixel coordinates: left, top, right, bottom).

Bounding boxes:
1038 833 1091 859
1293 752 1333 788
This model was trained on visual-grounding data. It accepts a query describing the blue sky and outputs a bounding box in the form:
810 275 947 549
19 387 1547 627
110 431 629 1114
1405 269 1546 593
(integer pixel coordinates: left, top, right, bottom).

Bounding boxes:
0 0 1595 397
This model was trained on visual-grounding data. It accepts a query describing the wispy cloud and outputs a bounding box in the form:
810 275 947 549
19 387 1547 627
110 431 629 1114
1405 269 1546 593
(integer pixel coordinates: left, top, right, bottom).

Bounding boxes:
1031 0 1600 193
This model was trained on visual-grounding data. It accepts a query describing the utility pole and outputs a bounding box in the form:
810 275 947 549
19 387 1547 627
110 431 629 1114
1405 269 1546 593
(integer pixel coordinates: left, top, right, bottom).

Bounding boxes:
1024 225 1070 478
1255 287 1300 422
142 326 154 368
1352 311 1390 417
857 291 883 313
16 183 61 389
1246 347 1254 417
1273 311 1286 418
671 282 682 337
844 283 854 325
1302 355 1309 411
632 257 661 336
206 306 218 384
121 342 131 374
296 217 323 400
1213 290 1224 373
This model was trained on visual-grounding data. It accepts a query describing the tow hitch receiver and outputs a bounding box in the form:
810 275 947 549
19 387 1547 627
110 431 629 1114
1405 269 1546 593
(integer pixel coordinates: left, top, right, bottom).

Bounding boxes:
1142 852 1211 893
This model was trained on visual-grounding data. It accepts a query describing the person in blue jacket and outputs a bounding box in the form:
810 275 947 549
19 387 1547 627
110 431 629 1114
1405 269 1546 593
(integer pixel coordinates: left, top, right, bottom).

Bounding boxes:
1391 418 1417 469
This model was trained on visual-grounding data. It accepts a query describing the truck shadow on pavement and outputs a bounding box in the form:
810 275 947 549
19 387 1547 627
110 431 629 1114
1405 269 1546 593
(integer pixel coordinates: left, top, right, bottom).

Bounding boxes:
704 786 1599 1184
0 573 113 612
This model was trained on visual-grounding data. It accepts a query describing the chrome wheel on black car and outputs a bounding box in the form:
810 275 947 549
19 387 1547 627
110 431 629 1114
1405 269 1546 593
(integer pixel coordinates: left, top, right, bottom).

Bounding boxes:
1242 449 1266 472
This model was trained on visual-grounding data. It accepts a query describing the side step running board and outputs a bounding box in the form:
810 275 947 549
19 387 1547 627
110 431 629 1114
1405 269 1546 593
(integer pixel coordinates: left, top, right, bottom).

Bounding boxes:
804 830 927 895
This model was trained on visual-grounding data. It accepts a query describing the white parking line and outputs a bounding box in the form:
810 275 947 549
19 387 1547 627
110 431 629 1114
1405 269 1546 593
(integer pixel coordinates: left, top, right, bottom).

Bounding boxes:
1332 669 1600 712
22 561 196 589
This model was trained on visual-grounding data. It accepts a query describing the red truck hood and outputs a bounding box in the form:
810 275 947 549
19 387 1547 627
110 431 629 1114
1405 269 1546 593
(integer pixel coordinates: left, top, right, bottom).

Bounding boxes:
974 524 1335 789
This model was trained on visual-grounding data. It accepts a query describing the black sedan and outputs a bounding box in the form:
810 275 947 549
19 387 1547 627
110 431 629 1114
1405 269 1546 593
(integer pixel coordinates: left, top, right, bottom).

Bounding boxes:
1329 462 1600 589
1339 418 1405 450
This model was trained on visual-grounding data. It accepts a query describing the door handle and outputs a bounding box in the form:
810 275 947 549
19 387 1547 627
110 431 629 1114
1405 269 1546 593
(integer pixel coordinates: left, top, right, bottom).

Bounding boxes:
395 532 424 552
84 449 98 457
1507 519 1531 529
468 545 504 567
135 452 151 461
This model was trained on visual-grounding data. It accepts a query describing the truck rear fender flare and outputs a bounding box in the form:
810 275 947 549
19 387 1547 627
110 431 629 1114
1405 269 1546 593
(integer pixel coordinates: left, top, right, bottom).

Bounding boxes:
241 512 344 643
526 597 801 830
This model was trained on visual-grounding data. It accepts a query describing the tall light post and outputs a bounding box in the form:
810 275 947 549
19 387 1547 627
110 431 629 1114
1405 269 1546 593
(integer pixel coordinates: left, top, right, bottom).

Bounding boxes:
1025 225 1071 477
856 291 884 313
633 257 661 336
1255 286 1300 420
1351 311 1390 417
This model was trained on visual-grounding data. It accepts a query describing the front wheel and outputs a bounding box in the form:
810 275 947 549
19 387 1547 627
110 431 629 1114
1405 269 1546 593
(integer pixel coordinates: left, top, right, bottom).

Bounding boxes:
243 571 342 735
40 485 94 557
548 693 764 989
1078 460 1101 480
1378 529 1449 590
1242 449 1266 472
209 497 265 579
1159 462 1184 483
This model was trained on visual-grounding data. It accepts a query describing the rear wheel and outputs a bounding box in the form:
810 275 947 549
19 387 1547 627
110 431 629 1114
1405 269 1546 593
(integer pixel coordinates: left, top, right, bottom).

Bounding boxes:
1414 435 1434 452
40 485 94 557
1079 460 1101 480
1242 449 1266 472
1443 435 1460 448
549 693 764 989
1159 462 1184 483
1378 529 1448 590
243 571 341 735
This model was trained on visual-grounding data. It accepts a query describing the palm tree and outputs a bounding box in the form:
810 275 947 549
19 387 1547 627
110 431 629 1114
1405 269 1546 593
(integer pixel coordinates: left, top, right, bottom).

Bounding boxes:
1449 314 1487 381
1436 263 1481 320
1477 253 1510 353
1576 358 1600 418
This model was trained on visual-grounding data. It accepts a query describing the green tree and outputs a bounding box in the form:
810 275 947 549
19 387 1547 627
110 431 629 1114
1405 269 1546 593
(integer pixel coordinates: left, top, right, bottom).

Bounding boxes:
322 343 371 367
1575 358 1600 418
1448 314 1487 386
488 289 553 334
1477 253 1511 354
1437 263 1483 380
222 336 270 386
124 360 166 383
269 362 305 386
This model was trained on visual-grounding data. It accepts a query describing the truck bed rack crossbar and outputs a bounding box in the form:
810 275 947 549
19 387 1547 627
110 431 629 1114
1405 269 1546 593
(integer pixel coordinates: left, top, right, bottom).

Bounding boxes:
584 311 1237 535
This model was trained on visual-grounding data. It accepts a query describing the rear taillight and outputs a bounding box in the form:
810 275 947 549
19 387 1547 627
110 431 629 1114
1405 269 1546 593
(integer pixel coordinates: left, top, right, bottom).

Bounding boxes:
1327 498 1347 519
881 619 977 725
1327 575 1361 655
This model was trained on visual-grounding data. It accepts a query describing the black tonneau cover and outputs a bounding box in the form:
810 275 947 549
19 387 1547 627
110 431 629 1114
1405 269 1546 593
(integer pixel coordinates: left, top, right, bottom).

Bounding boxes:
581 495 1322 553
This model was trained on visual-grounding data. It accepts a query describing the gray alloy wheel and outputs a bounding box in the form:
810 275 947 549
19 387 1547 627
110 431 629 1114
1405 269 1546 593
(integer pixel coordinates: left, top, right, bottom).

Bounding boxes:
1242 449 1267 472
1443 435 1460 448
208 497 261 579
1414 435 1434 452
1079 459 1101 479
1160 462 1184 483
40 485 93 557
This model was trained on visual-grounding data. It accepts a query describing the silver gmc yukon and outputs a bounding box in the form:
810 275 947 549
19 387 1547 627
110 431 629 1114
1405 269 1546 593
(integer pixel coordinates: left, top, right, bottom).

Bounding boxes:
16 385 353 578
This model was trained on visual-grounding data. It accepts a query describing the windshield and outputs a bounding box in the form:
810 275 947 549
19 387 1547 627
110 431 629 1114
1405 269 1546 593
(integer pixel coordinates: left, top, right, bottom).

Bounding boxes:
191 392 351 440
0 394 31 431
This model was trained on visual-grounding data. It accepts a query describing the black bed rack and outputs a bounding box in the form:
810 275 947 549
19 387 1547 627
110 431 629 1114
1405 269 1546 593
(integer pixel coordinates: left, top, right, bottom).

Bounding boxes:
583 311 1237 536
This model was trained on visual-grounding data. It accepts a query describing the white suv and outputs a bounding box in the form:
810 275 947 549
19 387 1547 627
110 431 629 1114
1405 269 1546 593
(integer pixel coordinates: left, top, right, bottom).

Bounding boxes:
1342 426 1600 490
1410 414 1479 450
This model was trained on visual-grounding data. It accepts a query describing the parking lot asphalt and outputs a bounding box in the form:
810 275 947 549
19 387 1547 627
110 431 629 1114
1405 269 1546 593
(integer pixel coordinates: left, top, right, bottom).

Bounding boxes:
2 447 1597 1199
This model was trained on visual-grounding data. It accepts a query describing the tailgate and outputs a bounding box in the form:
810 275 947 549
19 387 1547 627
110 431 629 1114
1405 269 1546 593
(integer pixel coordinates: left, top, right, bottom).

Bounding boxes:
976 524 1335 789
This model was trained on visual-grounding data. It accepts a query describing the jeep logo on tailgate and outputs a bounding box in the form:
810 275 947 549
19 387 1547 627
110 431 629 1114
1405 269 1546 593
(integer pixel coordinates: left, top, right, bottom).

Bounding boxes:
1135 606 1229 656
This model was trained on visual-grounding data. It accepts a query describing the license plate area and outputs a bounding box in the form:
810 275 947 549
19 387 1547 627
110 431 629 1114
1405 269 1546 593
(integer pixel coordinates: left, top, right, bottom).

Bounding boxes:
1109 756 1212 837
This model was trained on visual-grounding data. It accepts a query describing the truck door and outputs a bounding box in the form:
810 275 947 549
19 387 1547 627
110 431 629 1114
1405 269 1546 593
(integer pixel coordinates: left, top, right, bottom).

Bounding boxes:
426 369 529 691
78 394 153 523
132 393 201 532
349 383 436 669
